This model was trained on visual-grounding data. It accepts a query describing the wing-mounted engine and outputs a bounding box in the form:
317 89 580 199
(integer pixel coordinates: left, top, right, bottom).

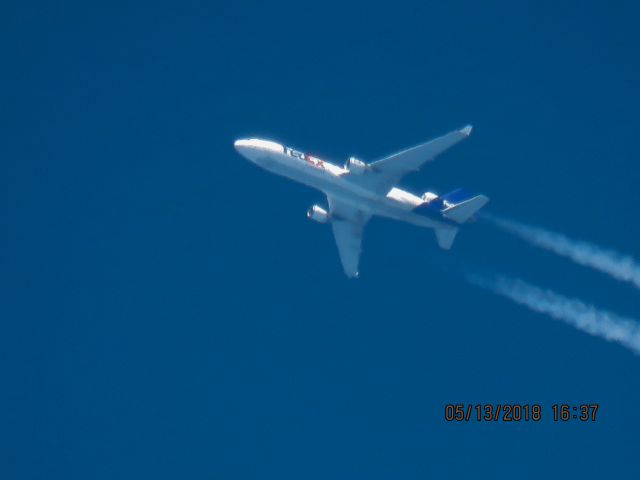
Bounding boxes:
306 205 330 223
344 157 368 175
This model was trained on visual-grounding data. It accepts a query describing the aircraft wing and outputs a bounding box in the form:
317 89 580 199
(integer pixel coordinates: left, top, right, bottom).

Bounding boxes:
356 125 473 194
327 196 371 278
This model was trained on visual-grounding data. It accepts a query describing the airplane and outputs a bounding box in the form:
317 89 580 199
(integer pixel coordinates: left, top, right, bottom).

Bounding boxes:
234 125 489 278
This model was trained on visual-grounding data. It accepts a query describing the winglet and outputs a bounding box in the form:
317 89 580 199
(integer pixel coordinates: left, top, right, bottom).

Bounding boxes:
460 125 473 136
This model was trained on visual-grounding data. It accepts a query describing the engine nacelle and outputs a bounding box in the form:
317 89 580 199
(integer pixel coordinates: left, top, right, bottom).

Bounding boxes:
345 156 368 175
306 205 330 224
421 191 439 204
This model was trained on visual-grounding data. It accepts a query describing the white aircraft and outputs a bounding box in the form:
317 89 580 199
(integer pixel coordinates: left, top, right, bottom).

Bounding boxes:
234 126 488 278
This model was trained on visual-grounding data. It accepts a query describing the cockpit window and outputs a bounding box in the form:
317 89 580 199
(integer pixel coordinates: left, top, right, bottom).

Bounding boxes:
246 139 284 153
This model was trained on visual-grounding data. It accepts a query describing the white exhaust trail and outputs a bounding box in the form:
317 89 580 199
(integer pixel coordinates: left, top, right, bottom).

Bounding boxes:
466 274 640 355
484 214 640 290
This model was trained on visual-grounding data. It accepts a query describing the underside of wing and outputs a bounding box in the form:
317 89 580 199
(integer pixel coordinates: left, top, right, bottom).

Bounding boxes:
327 196 371 278
331 220 363 278
351 125 472 194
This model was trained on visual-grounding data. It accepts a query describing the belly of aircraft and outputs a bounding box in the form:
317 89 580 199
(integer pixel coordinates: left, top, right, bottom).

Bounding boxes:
262 155 447 229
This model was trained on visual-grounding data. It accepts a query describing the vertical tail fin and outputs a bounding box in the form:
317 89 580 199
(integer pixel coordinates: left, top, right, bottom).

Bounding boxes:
432 190 489 249
435 225 459 250
418 188 489 250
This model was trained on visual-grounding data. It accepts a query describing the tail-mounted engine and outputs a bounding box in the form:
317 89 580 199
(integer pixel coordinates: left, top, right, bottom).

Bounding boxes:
306 205 330 223
345 157 368 175
421 191 439 204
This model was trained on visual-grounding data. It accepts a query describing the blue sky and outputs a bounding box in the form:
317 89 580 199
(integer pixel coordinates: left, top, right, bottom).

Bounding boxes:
3 1 640 478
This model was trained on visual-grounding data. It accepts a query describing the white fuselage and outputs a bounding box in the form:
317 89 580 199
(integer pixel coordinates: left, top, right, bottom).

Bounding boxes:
234 138 448 229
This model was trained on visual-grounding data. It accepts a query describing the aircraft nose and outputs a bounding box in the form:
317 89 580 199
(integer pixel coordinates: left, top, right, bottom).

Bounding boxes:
234 139 250 152
234 138 284 163
234 139 254 160
234 139 261 163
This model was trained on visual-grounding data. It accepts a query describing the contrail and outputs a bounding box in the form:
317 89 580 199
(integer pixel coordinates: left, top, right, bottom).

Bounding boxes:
484 214 640 290
467 274 640 355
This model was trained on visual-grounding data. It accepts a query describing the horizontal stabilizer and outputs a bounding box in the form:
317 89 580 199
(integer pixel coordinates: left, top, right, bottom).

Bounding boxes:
435 226 459 250
443 195 489 224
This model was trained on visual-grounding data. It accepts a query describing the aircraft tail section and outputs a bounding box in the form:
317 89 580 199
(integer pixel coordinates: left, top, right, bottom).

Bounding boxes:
435 225 459 250
414 188 490 249
418 188 489 223
424 188 489 250
442 194 489 224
